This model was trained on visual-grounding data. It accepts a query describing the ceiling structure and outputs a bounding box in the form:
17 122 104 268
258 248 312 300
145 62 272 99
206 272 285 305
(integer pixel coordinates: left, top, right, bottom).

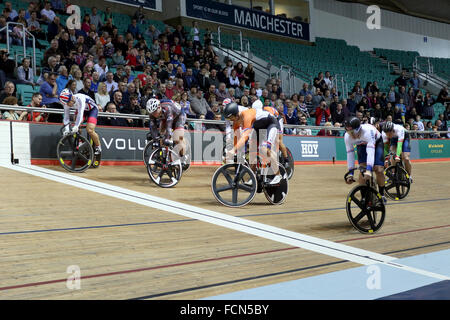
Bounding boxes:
338 0 450 24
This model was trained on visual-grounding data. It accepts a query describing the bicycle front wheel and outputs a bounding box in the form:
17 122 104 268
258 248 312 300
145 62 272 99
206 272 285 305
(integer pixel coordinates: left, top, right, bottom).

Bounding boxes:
57 134 94 173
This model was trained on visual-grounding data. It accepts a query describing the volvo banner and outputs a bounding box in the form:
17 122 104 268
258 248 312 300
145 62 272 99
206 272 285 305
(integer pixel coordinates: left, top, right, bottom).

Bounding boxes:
185 0 310 41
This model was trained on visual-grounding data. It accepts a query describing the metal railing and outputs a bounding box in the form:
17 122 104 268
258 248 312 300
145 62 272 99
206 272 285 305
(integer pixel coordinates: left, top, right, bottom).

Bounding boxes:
0 22 37 78
1 104 449 138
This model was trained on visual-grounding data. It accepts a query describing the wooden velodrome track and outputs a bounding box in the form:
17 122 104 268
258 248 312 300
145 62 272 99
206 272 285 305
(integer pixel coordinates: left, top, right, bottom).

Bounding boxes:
0 160 449 300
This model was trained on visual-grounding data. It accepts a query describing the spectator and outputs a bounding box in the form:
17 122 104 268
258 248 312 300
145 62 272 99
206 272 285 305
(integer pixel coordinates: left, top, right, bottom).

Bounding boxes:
315 101 331 126
437 86 449 106
16 58 36 86
298 115 312 136
112 90 125 112
190 21 201 49
105 71 119 94
0 50 15 87
41 2 56 24
27 93 48 123
312 87 325 109
95 82 110 111
331 103 346 124
317 122 334 136
422 92 435 120
90 72 101 93
299 83 313 97
2 96 28 121
396 98 406 124
94 56 108 80
394 70 409 88
215 82 231 102
189 88 211 118
122 94 142 127
99 102 128 127
0 81 17 105
409 72 421 94
90 7 103 31
228 69 240 89
127 19 141 39
243 63 255 87
55 65 68 93
78 77 95 100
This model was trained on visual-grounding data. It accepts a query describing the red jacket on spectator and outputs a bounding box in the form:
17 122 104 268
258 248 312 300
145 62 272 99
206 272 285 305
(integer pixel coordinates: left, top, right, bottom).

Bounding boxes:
315 106 331 126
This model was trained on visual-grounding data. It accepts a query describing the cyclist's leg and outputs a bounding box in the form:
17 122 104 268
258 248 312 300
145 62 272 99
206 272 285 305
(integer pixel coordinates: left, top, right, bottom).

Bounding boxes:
401 138 412 177
356 145 367 185
278 119 288 159
260 125 280 177
374 139 386 195
173 128 186 157
85 109 100 150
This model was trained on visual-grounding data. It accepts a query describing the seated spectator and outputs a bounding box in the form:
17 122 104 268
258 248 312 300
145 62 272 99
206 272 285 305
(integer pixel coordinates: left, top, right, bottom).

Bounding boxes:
317 122 333 136
133 5 146 25
2 96 28 121
121 94 143 127
0 81 17 105
437 86 449 105
331 103 346 124
41 2 56 24
228 69 240 89
56 66 69 95
396 98 406 124
27 93 49 123
297 115 312 136
90 7 103 31
127 19 141 39
0 50 15 87
285 104 299 134
78 78 95 100
95 82 110 111
215 82 232 103
16 58 36 86
394 70 408 88
189 88 212 118
90 72 101 93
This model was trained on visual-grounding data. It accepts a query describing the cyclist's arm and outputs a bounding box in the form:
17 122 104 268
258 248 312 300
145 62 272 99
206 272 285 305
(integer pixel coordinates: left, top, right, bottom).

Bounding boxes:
63 105 71 126
344 134 356 172
382 132 390 156
73 100 86 128
149 117 159 139
395 128 405 157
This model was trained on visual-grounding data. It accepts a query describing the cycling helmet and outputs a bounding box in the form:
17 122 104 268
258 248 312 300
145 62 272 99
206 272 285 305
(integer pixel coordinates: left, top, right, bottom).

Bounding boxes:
382 121 395 133
222 98 232 105
223 102 239 119
344 116 361 133
252 99 263 110
59 88 73 105
146 98 160 114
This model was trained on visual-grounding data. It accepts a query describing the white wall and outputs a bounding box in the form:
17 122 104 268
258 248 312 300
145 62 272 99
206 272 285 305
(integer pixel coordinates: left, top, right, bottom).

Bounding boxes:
307 0 450 59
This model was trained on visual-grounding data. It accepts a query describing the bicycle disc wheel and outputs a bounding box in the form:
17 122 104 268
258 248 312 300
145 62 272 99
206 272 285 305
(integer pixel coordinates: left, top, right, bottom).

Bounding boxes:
263 165 289 205
211 163 257 207
346 185 386 234
57 134 94 173
285 147 294 180
147 148 183 188
384 165 411 200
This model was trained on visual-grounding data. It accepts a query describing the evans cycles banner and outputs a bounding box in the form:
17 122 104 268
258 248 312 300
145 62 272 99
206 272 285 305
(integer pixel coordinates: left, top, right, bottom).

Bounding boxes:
185 0 310 41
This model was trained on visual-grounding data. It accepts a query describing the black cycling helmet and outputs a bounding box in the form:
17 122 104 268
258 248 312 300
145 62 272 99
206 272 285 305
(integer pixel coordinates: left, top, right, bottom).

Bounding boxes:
344 116 361 133
382 121 395 132
223 102 239 119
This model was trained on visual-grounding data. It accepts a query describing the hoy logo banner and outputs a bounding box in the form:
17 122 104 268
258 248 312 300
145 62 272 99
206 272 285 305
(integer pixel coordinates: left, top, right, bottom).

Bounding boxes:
300 141 319 158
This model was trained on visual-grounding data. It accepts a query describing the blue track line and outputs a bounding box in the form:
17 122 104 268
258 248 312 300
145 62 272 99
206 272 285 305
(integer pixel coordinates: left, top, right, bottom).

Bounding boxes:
1 197 449 236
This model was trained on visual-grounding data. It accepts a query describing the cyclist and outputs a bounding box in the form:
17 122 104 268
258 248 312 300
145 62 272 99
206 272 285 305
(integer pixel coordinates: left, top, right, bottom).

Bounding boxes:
381 121 412 183
343 116 387 203
146 97 188 169
60 88 102 156
223 102 282 185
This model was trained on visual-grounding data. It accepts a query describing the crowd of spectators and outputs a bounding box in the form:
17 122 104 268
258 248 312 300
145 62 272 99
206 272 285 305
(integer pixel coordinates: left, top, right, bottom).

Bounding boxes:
0 1 449 139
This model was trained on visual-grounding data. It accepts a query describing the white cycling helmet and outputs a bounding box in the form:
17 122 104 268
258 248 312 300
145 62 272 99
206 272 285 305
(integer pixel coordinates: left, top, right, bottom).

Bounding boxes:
252 99 263 110
146 98 160 114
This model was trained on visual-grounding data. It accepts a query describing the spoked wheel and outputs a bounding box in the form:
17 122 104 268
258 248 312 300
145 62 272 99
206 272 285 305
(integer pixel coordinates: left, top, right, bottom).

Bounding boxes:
143 140 157 166
346 185 386 234
211 163 257 207
384 165 411 200
57 134 94 173
147 148 183 188
279 147 294 180
263 165 289 205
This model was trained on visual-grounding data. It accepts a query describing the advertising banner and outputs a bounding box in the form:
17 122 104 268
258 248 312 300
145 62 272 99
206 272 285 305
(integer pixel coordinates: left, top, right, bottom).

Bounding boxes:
105 0 159 11
185 0 310 41
418 139 450 159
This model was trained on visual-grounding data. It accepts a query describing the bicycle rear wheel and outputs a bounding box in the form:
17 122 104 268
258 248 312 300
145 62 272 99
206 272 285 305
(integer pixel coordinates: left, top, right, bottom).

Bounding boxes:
57 134 94 173
211 163 257 207
384 165 410 200
147 148 183 188
279 147 294 180
346 185 386 234
263 165 289 205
